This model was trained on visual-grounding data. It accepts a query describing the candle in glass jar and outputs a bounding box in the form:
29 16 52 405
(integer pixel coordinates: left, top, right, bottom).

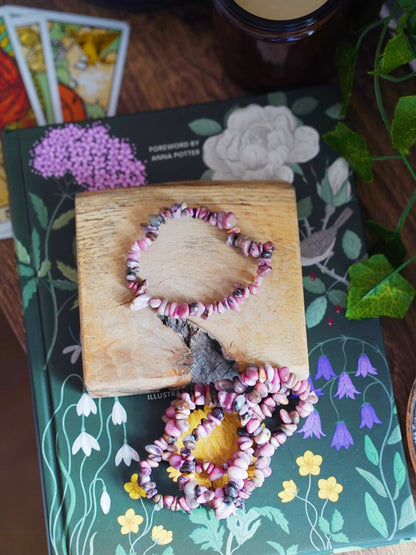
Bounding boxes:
234 0 329 21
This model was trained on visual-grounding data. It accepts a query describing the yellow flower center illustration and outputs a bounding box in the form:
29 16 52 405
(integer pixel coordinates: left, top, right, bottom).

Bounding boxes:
296 450 322 476
318 476 343 502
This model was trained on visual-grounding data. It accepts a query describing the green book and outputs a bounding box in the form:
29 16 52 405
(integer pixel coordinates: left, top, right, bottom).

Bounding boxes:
3 86 416 554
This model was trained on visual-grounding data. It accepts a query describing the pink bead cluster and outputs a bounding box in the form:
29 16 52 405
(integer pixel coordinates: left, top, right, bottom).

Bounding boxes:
137 364 318 519
126 202 275 319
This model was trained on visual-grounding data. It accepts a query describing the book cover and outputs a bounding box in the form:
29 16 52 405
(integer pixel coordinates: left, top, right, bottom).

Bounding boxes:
3 86 416 554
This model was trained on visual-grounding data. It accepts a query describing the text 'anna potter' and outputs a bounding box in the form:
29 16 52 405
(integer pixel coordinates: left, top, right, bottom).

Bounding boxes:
148 140 200 162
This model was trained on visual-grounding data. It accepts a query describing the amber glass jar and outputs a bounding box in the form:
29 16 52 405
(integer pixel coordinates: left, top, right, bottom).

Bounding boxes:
213 0 349 90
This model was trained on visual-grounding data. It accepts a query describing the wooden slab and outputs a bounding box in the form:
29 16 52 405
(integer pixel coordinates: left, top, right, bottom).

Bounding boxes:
75 181 309 397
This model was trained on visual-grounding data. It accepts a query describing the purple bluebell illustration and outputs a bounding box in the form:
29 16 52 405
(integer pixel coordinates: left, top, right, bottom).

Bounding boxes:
307 376 323 396
334 372 361 400
355 354 378 378
315 355 337 381
297 410 326 439
360 403 382 429
331 421 354 451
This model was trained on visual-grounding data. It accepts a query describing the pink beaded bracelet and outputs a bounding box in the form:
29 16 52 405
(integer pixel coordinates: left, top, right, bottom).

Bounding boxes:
126 202 275 319
136 363 317 519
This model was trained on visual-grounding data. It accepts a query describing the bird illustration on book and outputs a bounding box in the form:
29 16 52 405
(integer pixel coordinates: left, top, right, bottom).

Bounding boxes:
300 207 353 267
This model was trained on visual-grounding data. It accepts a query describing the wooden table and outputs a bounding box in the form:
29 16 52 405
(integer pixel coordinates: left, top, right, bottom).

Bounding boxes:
1 1 415 553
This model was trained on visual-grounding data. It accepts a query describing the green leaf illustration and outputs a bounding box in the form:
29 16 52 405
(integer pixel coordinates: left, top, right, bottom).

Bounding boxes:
374 31 415 76
325 103 345 120
364 492 389 538
398 495 416 530
342 229 362 260
365 220 407 268
332 532 349 543
297 196 312 220
226 509 261 545
364 435 379 466
393 452 406 490
305 296 328 328
291 96 319 116
52 209 75 230
15 238 31 264
161 547 174 555
57 261 77 282
318 516 331 535
115 545 128 555
356 467 387 497
267 541 285 554
29 192 48 230
31 228 41 271
189 509 225 552
303 276 326 294
268 91 287 106
22 278 37 309
323 123 373 182
290 163 304 176
223 105 240 127
49 279 78 291
335 42 357 116
38 260 51 278
387 424 402 445
328 289 348 308
255 506 290 534
331 509 344 534
391 95 416 153
189 118 222 137
287 546 299 555
85 103 106 119
18 264 35 277
346 254 415 320
200 169 214 180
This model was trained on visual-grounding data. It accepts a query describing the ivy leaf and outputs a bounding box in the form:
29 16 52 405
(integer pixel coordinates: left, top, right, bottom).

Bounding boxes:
52 209 75 230
297 196 312 220
391 95 416 153
356 467 387 497
346 254 415 319
29 192 48 230
291 96 319 116
188 118 222 137
335 42 357 116
268 91 287 106
364 434 379 466
303 276 326 294
365 221 407 267
331 509 344 533
364 492 389 538
323 123 373 182
57 261 77 282
393 452 406 491
328 289 348 308
387 424 402 445
15 238 31 264
38 259 51 278
22 278 37 309
374 30 415 76
342 229 362 260
398 495 416 530
305 296 328 328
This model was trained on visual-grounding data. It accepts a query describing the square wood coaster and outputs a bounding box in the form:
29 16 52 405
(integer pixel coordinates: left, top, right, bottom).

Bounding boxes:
75 181 309 397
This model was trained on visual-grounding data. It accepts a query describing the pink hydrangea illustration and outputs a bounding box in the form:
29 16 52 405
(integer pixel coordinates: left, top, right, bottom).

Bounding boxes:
30 123 146 190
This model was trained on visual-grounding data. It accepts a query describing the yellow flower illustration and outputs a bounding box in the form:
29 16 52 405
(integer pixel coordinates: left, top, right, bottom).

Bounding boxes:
296 450 322 476
278 479 298 503
124 473 146 500
117 508 143 535
318 476 343 502
168 407 242 488
152 524 173 545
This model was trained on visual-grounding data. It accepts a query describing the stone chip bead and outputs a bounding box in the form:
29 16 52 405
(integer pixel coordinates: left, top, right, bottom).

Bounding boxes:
126 202 275 318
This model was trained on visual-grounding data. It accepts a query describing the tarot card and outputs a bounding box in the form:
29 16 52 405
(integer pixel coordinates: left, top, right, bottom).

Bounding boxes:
0 9 39 239
5 6 130 120
6 13 63 124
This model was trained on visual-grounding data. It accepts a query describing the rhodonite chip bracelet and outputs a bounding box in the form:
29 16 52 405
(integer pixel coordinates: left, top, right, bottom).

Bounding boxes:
125 202 275 318
125 202 317 519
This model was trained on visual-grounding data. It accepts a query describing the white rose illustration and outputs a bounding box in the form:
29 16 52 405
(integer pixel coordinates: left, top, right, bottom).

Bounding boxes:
202 104 320 182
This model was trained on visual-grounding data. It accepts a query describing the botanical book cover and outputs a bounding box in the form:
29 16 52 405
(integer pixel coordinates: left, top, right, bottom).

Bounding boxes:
3 86 416 555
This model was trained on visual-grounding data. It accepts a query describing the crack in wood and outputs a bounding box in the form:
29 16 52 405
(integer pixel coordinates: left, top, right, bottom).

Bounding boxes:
160 315 238 383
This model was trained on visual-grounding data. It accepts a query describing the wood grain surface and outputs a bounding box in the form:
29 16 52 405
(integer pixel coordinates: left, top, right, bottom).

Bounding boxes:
76 181 308 396
1 0 415 552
